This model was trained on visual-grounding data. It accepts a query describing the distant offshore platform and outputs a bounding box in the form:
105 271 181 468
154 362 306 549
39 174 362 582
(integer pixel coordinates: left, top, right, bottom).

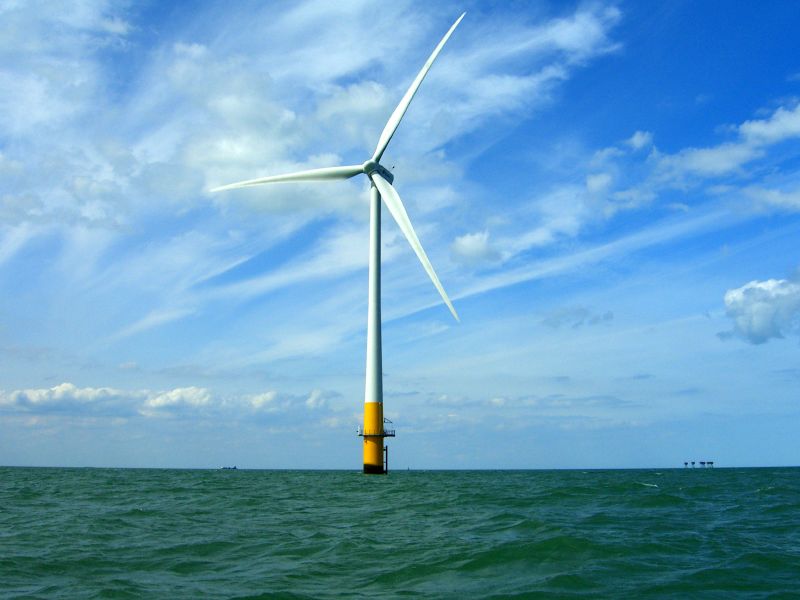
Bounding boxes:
684 461 715 468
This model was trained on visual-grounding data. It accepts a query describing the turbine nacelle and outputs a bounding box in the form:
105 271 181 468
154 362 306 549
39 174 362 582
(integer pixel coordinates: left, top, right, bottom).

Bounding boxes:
362 160 394 184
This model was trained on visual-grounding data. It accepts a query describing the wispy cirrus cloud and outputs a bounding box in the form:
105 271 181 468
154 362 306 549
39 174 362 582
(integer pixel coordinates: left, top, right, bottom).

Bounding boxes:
0 1 628 363
541 306 613 329
452 100 800 293
654 103 800 182
0 0 130 135
443 209 737 312
743 185 800 212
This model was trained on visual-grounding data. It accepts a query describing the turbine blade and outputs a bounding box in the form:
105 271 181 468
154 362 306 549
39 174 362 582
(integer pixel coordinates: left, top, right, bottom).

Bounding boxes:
210 165 364 192
371 172 459 322
371 12 466 162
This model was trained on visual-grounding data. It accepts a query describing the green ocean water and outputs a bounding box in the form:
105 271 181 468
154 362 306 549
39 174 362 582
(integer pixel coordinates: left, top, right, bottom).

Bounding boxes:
1 467 798 598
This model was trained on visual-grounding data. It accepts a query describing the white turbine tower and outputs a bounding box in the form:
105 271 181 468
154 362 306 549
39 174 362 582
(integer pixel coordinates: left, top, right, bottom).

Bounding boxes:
212 13 465 474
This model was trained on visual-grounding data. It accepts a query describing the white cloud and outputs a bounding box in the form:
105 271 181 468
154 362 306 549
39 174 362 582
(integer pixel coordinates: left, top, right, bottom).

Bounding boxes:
0 0 129 135
412 185 460 214
501 184 596 256
450 230 500 267
305 389 326 409
541 307 613 329
3 382 121 406
557 103 800 229
744 186 800 211
455 5 620 73
205 223 368 304
249 391 278 411
542 102 800 241
144 386 212 410
544 6 621 59
0 223 38 264
659 142 761 177
739 104 800 144
113 307 196 339
449 210 731 310
723 277 800 344
626 130 653 150
373 5 622 158
0 1 628 356
0 382 141 417
586 172 613 193
0 382 345 423
656 104 800 180
241 323 358 365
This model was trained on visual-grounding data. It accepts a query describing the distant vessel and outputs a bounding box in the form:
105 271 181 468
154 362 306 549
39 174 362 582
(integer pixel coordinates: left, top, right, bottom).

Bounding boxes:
221 466 237 470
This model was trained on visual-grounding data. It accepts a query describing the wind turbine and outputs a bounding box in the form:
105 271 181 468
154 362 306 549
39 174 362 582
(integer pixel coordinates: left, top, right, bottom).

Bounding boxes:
212 13 465 474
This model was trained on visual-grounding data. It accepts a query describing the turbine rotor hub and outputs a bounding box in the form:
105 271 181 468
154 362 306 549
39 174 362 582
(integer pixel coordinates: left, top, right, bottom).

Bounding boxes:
362 160 394 184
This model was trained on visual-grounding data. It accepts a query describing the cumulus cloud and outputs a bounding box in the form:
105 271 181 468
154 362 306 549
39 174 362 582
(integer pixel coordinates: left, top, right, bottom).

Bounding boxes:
0 382 139 416
0 382 215 417
739 105 800 144
305 389 326 409
450 231 501 267
722 277 800 344
144 386 212 410
249 390 278 411
303 389 342 411
4 382 119 404
0 382 347 424
626 130 653 150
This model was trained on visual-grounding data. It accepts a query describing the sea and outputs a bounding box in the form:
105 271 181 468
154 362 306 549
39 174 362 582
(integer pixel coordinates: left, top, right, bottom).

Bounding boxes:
1 467 798 598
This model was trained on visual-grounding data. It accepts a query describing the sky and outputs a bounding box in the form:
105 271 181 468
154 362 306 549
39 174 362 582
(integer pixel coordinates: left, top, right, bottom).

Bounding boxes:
1 0 799 469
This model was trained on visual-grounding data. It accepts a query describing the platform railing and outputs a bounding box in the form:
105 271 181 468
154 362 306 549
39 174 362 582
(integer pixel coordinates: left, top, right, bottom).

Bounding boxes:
357 427 395 437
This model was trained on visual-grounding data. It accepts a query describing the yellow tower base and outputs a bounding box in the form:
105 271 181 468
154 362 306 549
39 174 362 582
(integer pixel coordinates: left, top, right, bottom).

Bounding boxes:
360 401 394 474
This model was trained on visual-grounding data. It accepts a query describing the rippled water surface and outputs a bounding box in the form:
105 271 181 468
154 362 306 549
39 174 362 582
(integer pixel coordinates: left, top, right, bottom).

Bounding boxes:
2 467 799 598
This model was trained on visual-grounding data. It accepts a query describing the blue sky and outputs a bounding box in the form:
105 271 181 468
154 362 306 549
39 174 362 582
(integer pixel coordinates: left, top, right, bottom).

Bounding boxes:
1 0 799 469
